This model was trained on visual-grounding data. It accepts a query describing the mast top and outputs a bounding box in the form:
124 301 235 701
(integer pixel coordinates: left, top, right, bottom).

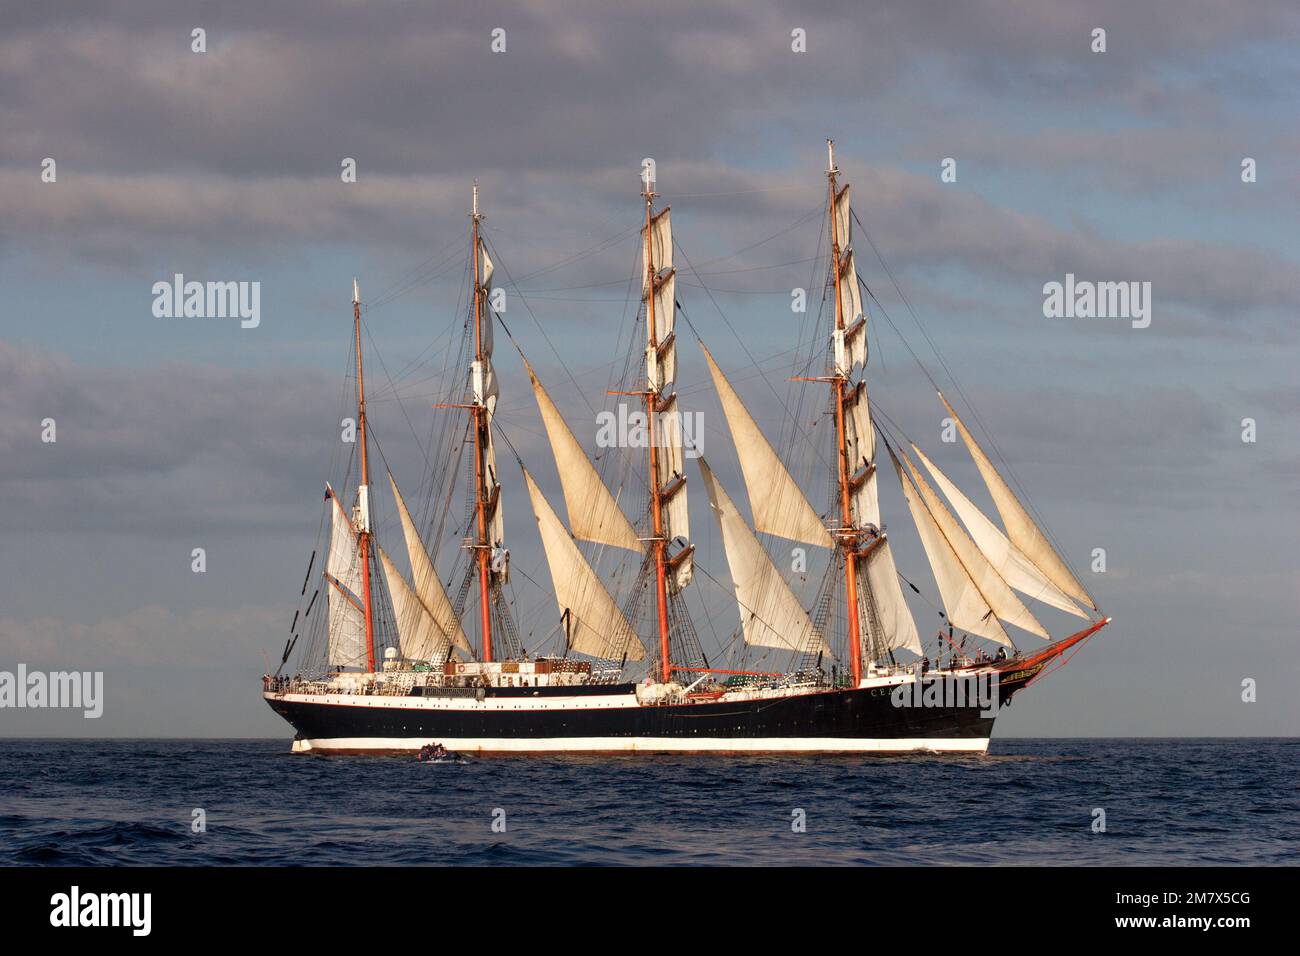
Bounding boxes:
352 278 360 306
826 139 838 178
472 181 481 221
641 159 656 201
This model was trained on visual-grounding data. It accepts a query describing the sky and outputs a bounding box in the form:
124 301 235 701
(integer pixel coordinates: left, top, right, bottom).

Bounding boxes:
1 0 1297 739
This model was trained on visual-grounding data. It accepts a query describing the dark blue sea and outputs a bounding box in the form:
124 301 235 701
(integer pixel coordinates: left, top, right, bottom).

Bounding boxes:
1 738 1295 866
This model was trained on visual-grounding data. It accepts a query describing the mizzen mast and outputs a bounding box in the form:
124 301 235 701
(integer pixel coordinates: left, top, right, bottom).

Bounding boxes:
352 278 377 672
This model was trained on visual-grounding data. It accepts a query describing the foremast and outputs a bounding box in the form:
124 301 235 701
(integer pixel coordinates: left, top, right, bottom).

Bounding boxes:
826 140 866 684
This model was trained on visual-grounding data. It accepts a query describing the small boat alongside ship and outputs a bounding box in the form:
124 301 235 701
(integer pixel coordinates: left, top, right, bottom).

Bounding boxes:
264 141 1109 754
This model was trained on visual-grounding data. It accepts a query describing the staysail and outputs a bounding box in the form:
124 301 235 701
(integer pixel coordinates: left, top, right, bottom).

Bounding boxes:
521 466 646 662
697 457 829 656
937 392 1096 611
894 444 1045 647
700 342 832 548
911 445 1088 619
378 546 450 663
522 355 643 553
387 472 473 656
324 486 367 666
859 537 923 655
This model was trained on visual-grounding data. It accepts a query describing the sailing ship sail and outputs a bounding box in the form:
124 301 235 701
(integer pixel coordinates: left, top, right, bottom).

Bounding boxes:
263 144 1110 754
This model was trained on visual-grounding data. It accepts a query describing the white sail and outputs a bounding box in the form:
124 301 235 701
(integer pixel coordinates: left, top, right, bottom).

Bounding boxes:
643 207 673 281
697 457 829 656
472 245 505 559
654 394 690 544
521 466 646 662
324 487 367 667
859 537 923 655
902 447 1048 639
832 184 866 347
895 445 1050 643
641 206 689 555
889 448 1013 647
701 343 832 548
479 242 494 295
522 356 643 553
911 445 1089 620
387 472 473 656
842 379 880 528
378 546 449 663
938 392 1097 610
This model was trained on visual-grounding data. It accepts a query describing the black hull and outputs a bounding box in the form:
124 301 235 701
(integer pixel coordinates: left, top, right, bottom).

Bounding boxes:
266 676 1028 753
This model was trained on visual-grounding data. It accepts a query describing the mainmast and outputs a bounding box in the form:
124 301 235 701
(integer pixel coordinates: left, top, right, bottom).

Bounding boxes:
352 278 377 672
827 139 863 685
471 183 495 663
642 174 673 684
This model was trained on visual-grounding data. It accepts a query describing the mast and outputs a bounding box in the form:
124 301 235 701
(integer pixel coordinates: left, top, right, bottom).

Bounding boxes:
827 139 863 685
471 183 494 663
643 175 673 684
352 278 377 673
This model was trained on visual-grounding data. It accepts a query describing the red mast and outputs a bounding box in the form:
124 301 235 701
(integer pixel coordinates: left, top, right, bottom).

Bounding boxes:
643 179 673 684
352 279 377 673
827 140 863 686
471 184 494 663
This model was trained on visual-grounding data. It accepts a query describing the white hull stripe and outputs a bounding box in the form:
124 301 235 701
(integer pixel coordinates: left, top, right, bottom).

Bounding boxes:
291 735 991 754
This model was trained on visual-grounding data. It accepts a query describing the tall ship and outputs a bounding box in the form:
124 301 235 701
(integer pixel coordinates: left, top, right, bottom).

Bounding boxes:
263 142 1110 753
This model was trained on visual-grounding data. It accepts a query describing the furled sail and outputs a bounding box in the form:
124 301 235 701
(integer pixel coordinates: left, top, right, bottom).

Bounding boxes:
937 392 1096 610
643 208 678 391
642 206 689 555
324 486 367 666
911 445 1089 620
378 546 449 663
387 472 473 656
474 233 506 561
697 457 829 656
700 342 832 548
522 355 643 553
654 393 690 547
842 379 879 529
521 466 646 662
831 184 867 371
859 537 923 655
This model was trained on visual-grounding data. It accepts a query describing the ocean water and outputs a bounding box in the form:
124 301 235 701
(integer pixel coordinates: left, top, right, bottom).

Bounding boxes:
0 738 1295 866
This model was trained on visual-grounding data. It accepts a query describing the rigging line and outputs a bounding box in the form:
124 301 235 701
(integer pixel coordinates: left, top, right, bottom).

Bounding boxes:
851 208 1089 592
673 294 838 480
360 318 441 489
689 553 832 666
483 234 653 500
659 183 811 199
506 223 641 286
683 255 820 277
365 246 469 311
366 249 470 312
680 202 825 271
